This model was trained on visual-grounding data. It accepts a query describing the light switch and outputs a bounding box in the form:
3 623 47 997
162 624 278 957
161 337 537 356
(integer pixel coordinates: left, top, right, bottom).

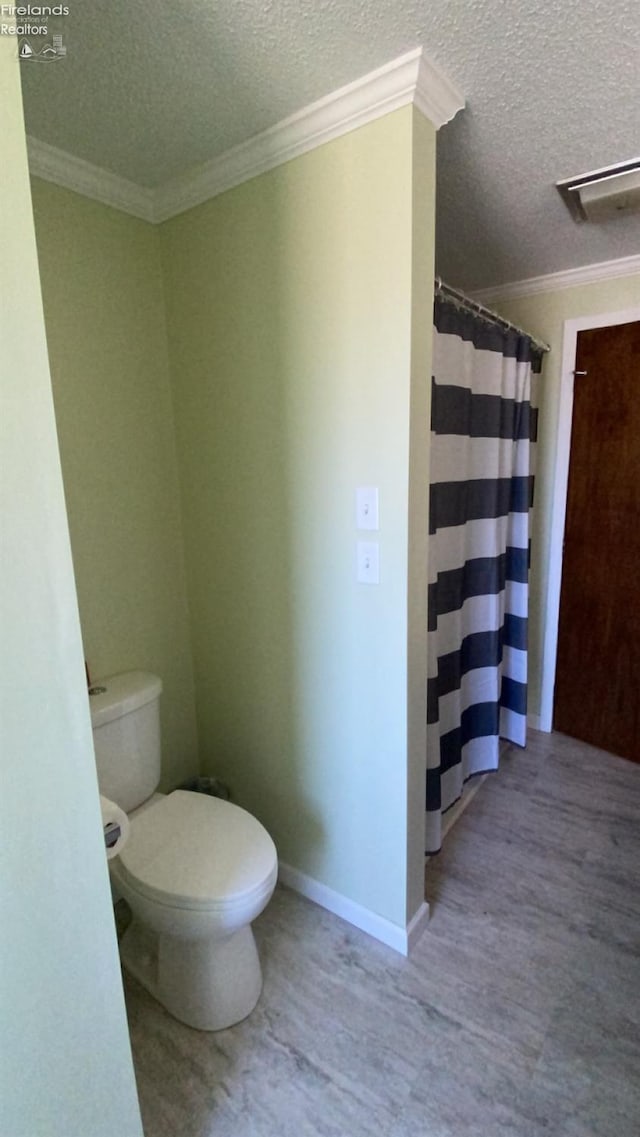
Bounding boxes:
357 541 379 584
356 486 379 530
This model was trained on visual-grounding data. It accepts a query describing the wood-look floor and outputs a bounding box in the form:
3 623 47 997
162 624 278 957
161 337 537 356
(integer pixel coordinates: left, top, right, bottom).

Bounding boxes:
123 730 640 1136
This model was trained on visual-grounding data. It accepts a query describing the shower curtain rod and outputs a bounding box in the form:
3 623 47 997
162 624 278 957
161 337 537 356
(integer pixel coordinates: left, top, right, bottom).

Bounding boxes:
435 277 550 354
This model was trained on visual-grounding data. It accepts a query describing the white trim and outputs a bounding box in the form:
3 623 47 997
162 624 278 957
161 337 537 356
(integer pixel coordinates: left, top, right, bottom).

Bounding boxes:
154 48 463 222
406 901 431 953
440 773 487 841
473 254 640 304
538 305 640 733
278 860 429 957
27 136 156 223
425 771 489 866
26 48 463 225
413 51 466 133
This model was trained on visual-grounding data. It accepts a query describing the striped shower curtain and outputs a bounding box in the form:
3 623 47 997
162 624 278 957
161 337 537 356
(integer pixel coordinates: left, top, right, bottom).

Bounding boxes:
426 294 543 854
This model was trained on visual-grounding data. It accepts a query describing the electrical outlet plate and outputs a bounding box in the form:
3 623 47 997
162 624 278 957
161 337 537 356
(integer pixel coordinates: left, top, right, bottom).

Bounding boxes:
356 487 379 531
357 541 379 584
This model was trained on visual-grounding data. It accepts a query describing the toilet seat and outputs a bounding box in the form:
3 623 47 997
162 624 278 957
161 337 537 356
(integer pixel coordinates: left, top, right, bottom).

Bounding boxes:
115 790 277 913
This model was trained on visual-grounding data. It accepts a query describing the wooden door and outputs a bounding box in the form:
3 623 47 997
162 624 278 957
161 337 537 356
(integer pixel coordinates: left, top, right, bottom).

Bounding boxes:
553 320 640 761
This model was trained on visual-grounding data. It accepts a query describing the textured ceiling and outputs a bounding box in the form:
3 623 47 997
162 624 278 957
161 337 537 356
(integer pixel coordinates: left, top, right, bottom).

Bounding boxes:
20 0 640 290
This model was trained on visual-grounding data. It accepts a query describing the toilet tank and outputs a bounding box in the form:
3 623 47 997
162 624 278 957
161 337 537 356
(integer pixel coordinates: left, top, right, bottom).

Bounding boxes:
89 671 163 813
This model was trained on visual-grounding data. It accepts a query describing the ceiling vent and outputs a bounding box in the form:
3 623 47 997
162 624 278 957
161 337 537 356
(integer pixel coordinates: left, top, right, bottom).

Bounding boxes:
556 159 640 222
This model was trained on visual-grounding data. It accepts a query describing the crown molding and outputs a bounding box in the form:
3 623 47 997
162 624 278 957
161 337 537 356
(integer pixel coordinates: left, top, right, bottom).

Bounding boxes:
414 51 465 130
472 253 640 304
155 47 463 222
155 48 463 221
27 136 156 223
26 48 463 225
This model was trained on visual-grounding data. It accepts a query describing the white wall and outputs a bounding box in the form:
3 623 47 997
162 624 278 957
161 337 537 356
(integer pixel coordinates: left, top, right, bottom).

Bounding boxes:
0 42 142 1137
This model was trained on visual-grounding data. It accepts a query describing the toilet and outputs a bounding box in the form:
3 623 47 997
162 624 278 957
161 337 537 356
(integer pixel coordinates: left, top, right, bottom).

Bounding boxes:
90 671 278 1031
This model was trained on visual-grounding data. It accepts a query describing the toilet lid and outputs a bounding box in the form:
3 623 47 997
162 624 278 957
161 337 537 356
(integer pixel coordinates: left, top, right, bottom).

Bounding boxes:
116 791 277 911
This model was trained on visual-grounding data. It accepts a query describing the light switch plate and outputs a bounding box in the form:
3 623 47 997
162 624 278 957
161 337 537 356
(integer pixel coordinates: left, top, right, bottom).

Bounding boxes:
357 541 379 584
356 486 379 530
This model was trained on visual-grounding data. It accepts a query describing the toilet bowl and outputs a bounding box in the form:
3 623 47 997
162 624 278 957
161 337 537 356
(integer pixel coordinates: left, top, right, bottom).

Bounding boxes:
90 672 278 1031
112 790 277 1031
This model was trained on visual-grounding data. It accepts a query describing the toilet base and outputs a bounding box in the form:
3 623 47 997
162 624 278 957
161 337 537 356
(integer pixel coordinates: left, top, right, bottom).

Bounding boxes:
120 918 263 1031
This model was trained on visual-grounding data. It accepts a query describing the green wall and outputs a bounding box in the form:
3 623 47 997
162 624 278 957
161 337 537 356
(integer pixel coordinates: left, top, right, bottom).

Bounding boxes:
28 106 436 931
494 272 640 718
160 106 435 928
406 109 436 920
31 180 198 791
1 42 142 1136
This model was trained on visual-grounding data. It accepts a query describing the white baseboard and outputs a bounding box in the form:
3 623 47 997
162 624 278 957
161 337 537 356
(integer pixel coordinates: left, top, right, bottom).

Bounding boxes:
440 773 488 843
278 861 429 957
